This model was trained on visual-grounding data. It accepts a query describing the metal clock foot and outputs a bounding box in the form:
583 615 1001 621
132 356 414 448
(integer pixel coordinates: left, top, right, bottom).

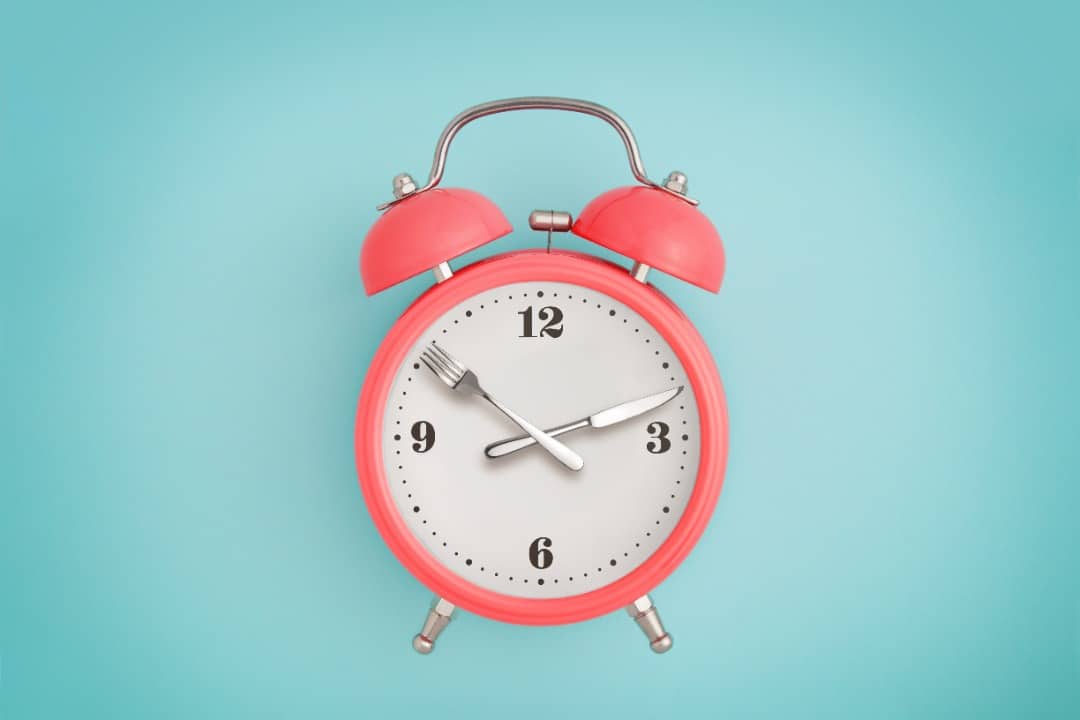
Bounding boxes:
625 594 673 654
412 597 456 654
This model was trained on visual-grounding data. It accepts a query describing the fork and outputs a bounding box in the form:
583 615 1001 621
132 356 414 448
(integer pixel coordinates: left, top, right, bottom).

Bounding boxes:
420 343 584 471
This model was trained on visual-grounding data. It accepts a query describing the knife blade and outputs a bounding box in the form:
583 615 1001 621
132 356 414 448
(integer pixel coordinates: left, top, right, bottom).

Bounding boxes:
483 386 683 459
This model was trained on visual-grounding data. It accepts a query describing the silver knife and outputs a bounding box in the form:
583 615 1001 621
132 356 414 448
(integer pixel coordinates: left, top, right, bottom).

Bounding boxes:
483 386 683 459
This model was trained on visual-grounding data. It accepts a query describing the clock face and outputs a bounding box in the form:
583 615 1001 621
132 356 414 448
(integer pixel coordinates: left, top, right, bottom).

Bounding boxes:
381 280 701 599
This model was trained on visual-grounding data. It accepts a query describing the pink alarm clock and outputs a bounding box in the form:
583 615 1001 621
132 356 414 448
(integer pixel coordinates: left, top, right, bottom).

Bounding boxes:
355 98 728 654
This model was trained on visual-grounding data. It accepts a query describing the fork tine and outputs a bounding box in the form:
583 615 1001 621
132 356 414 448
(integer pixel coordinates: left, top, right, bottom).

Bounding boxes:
425 344 462 380
421 346 445 374
420 353 454 386
430 342 466 372
422 347 460 382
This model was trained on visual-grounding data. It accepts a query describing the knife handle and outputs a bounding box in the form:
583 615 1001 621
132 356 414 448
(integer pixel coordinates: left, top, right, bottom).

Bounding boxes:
484 418 590 458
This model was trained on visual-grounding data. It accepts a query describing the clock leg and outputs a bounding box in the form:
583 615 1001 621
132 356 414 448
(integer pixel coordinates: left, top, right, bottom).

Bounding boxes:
412 597 456 654
625 594 673 654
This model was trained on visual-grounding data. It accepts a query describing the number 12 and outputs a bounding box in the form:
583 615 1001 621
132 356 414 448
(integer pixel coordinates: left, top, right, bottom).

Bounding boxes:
518 306 564 338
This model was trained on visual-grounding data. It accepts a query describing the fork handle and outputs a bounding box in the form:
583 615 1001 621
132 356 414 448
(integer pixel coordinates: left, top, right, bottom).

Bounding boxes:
484 419 591 458
480 394 584 471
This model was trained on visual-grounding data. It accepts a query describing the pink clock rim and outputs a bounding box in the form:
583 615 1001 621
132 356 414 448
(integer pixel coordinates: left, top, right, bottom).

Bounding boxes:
355 250 728 625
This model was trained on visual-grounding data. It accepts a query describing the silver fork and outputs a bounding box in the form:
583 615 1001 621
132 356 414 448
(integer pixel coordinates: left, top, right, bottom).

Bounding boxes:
420 343 584 471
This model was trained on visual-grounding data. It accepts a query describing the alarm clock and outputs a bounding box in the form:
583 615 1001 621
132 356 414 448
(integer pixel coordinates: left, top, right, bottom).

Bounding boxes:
355 97 728 654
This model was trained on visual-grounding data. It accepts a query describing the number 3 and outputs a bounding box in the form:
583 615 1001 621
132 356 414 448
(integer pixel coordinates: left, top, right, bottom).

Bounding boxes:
646 422 671 454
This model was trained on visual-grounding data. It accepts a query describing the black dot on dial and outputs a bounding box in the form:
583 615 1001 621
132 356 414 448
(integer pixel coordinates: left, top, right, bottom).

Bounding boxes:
663 506 670 513
412 506 419 513
465 310 472 317
610 559 617 566
682 434 689 441
413 363 419 370
537 291 544 298
609 310 616 316
465 558 472 566
393 434 400 441
537 578 545 585
663 362 669 369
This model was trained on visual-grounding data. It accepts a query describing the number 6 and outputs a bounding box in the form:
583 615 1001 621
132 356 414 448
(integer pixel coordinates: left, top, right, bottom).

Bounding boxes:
528 537 553 569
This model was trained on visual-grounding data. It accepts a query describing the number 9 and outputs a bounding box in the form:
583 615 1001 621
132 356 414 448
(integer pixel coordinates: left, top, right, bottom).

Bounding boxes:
411 421 435 453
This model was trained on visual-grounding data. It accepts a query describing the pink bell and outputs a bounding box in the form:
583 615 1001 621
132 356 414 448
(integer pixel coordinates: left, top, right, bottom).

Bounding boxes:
574 178 725 293
361 185 511 295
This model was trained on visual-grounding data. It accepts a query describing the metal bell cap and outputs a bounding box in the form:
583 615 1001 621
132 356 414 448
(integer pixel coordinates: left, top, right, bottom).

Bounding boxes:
361 188 512 295
573 185 725 292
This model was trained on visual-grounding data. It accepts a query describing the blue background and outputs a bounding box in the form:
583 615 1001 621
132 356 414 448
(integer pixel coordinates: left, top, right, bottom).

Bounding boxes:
2 1 1078 717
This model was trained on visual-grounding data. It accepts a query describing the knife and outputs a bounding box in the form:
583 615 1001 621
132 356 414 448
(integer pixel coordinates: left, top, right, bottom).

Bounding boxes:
483 386 683 459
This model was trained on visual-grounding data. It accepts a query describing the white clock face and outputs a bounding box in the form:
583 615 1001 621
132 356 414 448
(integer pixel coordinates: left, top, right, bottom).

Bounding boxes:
381 281 701 598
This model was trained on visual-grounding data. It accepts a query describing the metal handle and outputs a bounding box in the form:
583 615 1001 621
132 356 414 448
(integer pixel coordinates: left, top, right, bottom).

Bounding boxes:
484 418 591 458
481 392 584 472
377 97 697 210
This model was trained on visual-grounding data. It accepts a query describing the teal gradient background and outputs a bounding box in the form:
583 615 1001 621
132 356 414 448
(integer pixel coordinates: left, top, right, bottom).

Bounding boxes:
2 1 1078 717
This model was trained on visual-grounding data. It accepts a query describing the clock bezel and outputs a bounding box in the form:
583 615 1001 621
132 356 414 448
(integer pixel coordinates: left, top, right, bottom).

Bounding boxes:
355 249 727 625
